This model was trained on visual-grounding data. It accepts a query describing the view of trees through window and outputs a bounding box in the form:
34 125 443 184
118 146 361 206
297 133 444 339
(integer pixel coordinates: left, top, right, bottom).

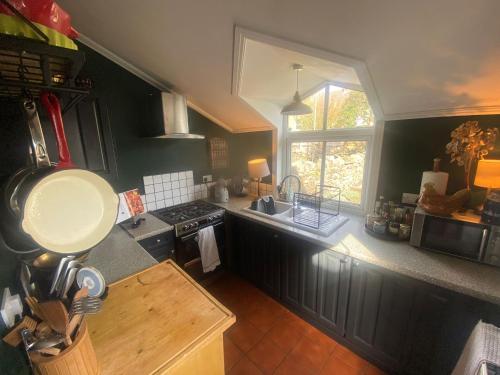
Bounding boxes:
287 84 373 206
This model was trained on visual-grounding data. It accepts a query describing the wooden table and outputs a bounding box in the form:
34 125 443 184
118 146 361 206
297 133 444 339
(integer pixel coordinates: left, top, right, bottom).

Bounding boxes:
87 261 235 375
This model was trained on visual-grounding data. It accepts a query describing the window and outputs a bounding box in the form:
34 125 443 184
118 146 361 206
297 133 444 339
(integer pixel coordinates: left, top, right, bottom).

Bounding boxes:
285 84 375 209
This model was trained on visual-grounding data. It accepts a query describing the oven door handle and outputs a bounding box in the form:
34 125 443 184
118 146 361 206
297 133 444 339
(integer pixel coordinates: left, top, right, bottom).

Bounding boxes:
180 221 224 242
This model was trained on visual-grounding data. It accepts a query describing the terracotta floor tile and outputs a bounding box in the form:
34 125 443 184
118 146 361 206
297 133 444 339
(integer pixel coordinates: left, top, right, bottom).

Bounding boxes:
264 319 303 353
289 335 331 372
224 337 244 372
363 363 387 375
227 320 265 353
332 344 369 369
247 336 287 374
321 355 363 375
304 326 337 354
228 356 263 375
246 306 283 333
274 353 317 375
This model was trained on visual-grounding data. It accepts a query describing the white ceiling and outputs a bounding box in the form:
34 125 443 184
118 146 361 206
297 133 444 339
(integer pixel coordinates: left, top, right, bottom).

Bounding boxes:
238 39 361 125
58 0 500 132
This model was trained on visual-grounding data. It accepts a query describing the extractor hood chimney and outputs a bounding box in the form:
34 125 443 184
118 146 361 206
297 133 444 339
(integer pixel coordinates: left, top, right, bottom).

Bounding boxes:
155 92 204 139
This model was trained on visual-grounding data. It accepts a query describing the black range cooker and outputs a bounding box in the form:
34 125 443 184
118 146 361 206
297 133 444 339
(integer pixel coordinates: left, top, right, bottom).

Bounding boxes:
151 200 225 280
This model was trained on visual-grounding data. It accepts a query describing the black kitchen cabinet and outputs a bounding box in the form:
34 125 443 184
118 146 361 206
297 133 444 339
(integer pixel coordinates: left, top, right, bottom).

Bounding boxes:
346 260 417 372
317 250 351 336
281 236 320 319
138 231 175 262
227 214 500 375
234 218 281 297
74 96 118 180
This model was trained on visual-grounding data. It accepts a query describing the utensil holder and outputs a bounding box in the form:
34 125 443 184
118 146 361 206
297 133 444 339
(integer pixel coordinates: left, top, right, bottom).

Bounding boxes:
31 321 100 375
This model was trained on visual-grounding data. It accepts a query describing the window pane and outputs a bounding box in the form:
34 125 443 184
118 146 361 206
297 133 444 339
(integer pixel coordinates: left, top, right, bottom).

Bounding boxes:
288 88 325 132
327 85 374 129
324 141 367 205
290 142 323 194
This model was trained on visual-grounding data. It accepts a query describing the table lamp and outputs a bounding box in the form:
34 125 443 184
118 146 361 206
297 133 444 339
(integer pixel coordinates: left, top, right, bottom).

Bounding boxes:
474 159 500 211
248 158 270 197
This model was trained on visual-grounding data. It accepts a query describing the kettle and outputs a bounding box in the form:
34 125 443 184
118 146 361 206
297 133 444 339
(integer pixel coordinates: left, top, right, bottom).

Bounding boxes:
214 178 229 203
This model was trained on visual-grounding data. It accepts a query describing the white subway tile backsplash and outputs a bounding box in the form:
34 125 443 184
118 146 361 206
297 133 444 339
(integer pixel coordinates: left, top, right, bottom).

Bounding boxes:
187 186 194 194
187 170 193 179
194 191 202 199
143 176 153 185
170 172 179 181
181 195 188 203
156 200 166 209
187 178 194 187
188 192 194 201
145 185 154 194
153 175 162 184
172 189 180 197
178 171 186 179
164 190 173 198
146 194 155 203
154 192 164 201
154 183 163 192
163 182 171 191
162 174 170 182
180 187 188 196
148 201 157 210
165 199 174 207
194 185 201 193
173 197 181 205
179 179 187 188
171 180 180 189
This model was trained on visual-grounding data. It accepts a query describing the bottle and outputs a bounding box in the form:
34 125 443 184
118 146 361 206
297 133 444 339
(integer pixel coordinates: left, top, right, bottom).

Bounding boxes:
374 200 381 215
378 196 385 215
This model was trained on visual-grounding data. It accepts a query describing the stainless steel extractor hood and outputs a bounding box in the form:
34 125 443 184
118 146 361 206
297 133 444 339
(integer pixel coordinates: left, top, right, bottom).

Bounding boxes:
155 92 204 139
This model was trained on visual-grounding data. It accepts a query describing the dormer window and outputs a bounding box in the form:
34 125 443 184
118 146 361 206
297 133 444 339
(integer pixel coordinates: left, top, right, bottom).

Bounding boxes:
284 83 375 209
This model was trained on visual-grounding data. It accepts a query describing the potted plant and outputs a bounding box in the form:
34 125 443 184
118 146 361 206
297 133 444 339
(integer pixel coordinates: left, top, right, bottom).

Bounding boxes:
445 121 498 190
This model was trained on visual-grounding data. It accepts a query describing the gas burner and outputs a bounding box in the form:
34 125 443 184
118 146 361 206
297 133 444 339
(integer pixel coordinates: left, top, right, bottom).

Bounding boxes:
152 200 225 237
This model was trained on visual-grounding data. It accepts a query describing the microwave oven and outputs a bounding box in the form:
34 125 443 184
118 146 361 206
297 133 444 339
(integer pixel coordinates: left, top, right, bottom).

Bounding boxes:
410 208 500 267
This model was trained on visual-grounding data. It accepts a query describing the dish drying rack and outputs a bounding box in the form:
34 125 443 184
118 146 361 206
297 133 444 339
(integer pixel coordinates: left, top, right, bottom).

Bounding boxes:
293 186 341 230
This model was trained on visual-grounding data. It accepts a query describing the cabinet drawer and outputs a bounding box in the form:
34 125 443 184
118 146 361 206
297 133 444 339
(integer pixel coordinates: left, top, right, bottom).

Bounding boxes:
138 231 174 252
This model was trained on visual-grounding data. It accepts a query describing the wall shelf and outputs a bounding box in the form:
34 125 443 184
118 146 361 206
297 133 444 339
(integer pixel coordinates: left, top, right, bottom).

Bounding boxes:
0 35 89 113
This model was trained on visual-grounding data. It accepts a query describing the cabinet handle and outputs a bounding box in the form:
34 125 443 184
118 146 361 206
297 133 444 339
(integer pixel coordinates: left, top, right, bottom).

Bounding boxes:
353 260 360 267
156 239 161 243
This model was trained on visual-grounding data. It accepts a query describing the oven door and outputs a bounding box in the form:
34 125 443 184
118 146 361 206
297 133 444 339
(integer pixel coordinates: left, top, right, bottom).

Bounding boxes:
420 215 489 261
176 221 224 280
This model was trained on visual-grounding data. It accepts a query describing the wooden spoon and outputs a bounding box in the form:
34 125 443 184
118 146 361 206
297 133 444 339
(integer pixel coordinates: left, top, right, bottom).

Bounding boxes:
37 300 68 335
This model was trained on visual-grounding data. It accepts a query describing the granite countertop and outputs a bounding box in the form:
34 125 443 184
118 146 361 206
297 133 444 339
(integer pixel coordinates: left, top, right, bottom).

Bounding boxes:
211 196 500 306
120 213 174 241
85 226 158 284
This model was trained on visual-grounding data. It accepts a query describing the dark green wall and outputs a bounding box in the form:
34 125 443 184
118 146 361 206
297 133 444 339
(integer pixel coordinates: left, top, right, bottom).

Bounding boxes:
377 115 500 202
78 44 272 192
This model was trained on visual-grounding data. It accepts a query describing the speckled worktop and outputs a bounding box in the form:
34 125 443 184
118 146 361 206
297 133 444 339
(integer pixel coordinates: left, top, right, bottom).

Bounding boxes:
120 213 174 241
211 196 500 306
85 226 158 284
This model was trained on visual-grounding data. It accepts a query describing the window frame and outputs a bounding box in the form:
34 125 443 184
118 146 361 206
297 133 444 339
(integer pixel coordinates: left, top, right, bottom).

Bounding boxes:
283 82 376 213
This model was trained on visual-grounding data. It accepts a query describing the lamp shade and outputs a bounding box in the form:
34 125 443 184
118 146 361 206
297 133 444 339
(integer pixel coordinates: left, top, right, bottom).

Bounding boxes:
281 92 313 116
248 158 270 179
474 159 500 188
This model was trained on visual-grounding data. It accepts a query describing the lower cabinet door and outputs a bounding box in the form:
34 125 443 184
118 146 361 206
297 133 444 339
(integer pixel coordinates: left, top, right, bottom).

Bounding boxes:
281 237 320 319
261 229 281 298
317 250 351 336
346 260 416 372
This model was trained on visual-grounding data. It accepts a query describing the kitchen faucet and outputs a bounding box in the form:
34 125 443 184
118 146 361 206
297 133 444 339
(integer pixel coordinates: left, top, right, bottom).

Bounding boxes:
277 175 301 202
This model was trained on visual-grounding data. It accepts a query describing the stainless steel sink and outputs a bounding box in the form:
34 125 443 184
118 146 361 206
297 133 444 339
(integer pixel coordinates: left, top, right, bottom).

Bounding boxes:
242 201 348 237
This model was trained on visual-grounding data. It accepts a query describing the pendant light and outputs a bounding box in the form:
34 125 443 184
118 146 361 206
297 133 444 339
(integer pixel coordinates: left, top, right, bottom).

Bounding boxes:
281 64 312 116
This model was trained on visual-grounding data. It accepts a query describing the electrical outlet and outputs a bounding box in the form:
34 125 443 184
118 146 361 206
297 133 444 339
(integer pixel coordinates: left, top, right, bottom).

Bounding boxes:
202 175 212 183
